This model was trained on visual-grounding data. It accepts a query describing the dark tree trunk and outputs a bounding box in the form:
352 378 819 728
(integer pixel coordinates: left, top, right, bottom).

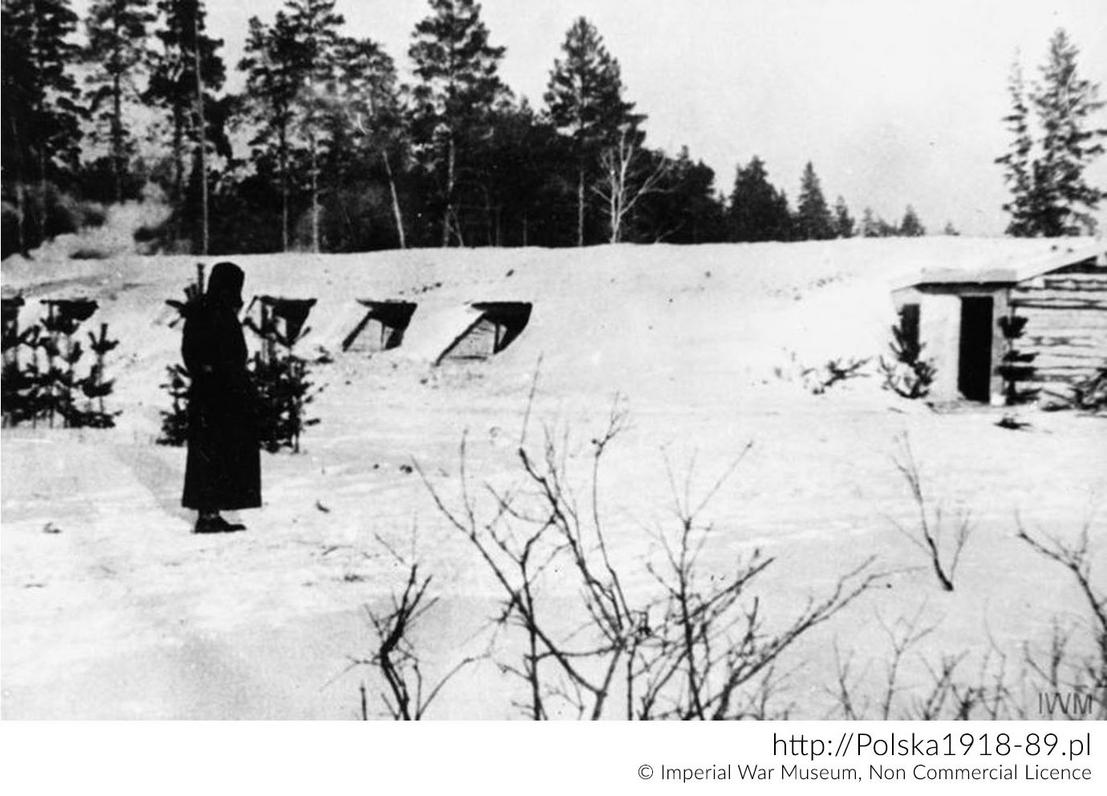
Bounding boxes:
112 70 123 202
576 167 585 247
110 14 124 203
381 149 406 249
442 134 456 247
193 16 209 255
172 106 184 242
279 127 289 251
310 134 320 253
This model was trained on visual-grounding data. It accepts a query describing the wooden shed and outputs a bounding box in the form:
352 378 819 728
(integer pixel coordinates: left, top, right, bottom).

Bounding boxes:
892 242 1107 404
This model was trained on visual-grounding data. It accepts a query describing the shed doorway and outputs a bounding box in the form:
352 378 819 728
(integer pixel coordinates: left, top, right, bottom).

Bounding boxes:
958 296 994 402
342 300 417 353
436 302 532 364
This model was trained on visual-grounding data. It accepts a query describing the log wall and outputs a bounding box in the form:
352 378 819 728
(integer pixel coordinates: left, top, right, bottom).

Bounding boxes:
1010 259 1107 395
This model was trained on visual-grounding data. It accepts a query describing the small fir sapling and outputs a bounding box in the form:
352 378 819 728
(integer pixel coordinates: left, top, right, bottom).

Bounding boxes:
997 308 1039 405
58 330 83 425
38 307 64 427
1 298 30 426
252 353 319 453
157 364 192 445
158 265 205 446
38 299 104 428
1 351 22 426
159 272 319 451
73 323 120 428
3 298 118 428
244 298 319 453
880 305 935 399
15 325 49 427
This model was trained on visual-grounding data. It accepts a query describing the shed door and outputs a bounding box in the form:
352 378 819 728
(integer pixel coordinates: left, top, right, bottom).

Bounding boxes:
958 296 994 402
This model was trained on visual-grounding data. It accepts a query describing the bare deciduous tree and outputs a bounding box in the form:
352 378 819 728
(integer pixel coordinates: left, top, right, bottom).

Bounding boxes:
592 125 669 243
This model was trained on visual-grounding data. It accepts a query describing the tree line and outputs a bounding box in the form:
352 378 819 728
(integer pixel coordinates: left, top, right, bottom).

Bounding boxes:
1 0 937 259
7 3 1099 260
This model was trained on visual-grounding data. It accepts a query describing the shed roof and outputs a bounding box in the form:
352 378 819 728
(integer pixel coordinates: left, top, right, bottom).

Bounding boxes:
896 239 1105 289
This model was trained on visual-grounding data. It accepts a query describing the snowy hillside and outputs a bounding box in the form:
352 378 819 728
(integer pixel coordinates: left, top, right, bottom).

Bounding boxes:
2 240 1105 719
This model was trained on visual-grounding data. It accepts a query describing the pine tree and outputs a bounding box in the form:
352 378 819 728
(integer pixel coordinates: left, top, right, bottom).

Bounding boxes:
727 156 792 242
900 205 925 236
832 195 854 238
795 161 834 240
860 207 899 237
859 207 877 237
997 30 1106 236
285 0 345 253
636 147 726 243
236 16 408 254
83 0 156 203
146 0 227 253
476 97 572 247
544 17 640 247
1 0 85 251
338 36 408 249
409 0 508 247
239 12 301 251
996 58 1036 236
1030 29 1106 235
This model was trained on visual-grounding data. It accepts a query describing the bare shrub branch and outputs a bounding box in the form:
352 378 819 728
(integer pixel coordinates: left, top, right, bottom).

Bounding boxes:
891 433 973 591
829 608 1015 720
1017 516 1106 719
347 532 483 720
827 642 866 720
418 400 878 719
876 606 938 719
911 652 967 719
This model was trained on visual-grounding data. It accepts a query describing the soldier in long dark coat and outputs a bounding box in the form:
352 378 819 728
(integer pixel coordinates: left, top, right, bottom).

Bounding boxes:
181 261 261 533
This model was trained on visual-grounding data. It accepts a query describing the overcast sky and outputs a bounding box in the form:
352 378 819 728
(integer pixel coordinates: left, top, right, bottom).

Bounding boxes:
203 0 1107 236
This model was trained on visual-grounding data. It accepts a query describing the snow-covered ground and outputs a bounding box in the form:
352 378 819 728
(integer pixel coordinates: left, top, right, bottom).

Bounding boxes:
2 240 1105 719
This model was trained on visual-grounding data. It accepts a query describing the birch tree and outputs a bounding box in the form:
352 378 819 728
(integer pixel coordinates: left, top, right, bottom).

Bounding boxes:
593 125 668 243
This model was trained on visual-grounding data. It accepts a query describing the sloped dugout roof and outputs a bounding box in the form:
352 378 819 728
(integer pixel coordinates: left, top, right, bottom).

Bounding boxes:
895 238 1106 289
5 237 1106 376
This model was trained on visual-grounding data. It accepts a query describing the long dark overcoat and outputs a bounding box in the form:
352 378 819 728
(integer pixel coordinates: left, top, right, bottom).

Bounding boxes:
181 264 261 511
